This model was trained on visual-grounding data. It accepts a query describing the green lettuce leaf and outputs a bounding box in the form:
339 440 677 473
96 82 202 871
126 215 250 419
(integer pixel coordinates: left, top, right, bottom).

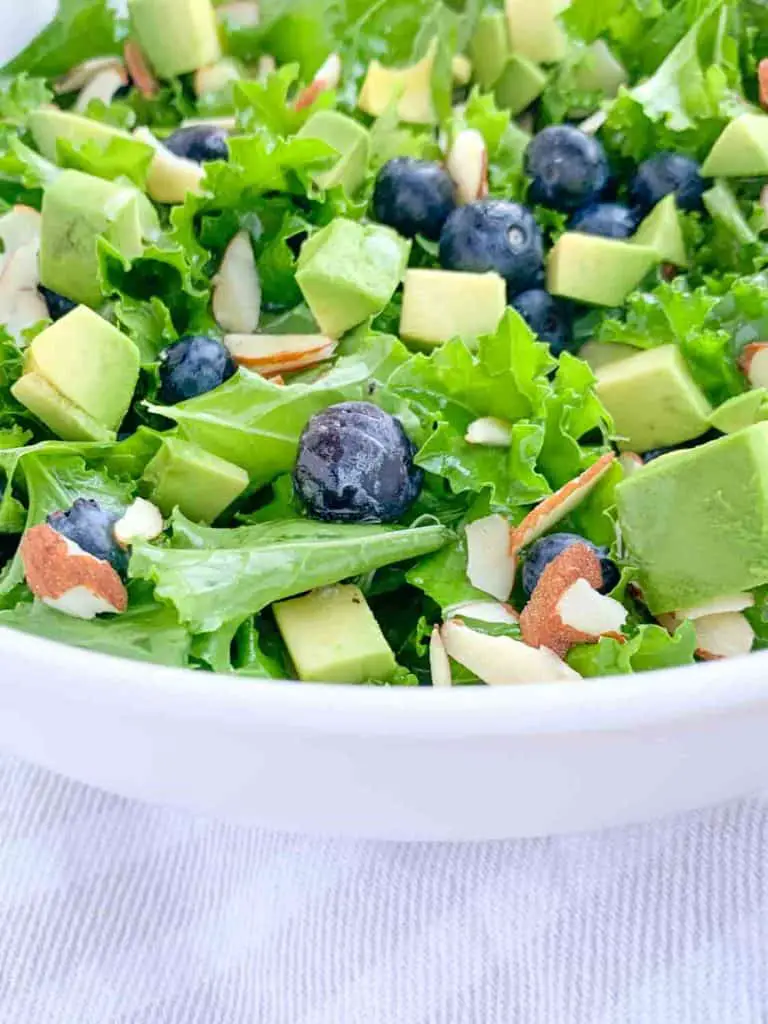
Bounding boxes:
56 136 153 188
3 0 124 78
567 621 697 676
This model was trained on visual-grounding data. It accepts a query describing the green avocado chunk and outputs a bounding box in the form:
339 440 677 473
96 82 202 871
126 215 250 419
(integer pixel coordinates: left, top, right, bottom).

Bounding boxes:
632 194 688 267
571 41 627 100
548 233 658 307
40 169 144 307
29 109 154 169
296 111 370 195
469 11 510 89
617 423 768 613
11 373 115 442
273 584 397 684
142 437 249 523
296 218 411 338
702 180 759 246
399 269 506 349
596 345 712 453
129 0 221 79
702 113 768 178
505 0 567 64
494 54 548 116
710 390 768 434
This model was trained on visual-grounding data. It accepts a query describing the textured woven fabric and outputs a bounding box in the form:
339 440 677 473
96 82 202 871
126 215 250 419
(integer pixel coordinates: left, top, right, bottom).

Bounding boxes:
0 754 766 1024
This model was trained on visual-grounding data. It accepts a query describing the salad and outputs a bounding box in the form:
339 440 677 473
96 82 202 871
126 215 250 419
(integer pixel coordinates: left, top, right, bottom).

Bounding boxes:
0 0 766 686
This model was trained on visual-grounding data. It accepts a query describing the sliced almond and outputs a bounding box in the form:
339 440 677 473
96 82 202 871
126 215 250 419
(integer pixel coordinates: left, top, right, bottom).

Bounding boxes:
444 601 519 625
55 57 126 95
465 514 516 602
113 498 164 548
217 1 260 28
446 129 488 205
213 231 262 334
0 206 41 273
519 542 604 657
295 53 342 111
193 59 242 99
21 524 127 619
761 184 768 222
556 577 627 635
74 66 129 113
429 626 452 687
0 242 47 344
510 453 616 555
224 334 336 376
739 343 768 389
619 452 644 477
451 55 472 87
133 127 205 204
676 593 755 621
693 612 755 661
578 109 608 136
464 416 512 447
441 619 580 685
760 58 768 111
124 40 159 98
182 117 238 131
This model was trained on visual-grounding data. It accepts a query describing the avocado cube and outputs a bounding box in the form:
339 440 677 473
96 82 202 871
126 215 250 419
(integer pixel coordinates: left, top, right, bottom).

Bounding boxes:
40 170 144 307
29 109 154 169
702 113 768 178
296 219 411 338
142 438 249 523
632 194 688 268
25 306 140 431
358 48 436 125
296 112 370 195
400 269 506 349
617 423 768 613
703 181 759 246
11 373 115 442
273 584 397 684
548 233 659 307
595 345 712 453
469 11 511 90
571 41 627 100
494 54 548 117
506 0 568 64
710 390 768 435
129 0 221 79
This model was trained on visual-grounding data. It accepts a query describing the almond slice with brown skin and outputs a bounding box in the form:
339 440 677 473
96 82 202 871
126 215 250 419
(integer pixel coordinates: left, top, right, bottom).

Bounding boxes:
618 452 644 477
446 129 488 205
295 53 342 111
55 56 126 95
760 58 768 110
441 619 580 685
464 416 512 447
21 524 127 619
510 452 616 555
465 514 516 602
693 612 755 661
739 343 768 389
74 66 129 113
429 626 452 687
224 334 337 376
675 593 755 621
124 40 159 99
213 231 261 334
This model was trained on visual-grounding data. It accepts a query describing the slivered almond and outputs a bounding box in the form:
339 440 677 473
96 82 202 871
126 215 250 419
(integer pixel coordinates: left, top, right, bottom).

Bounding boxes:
0 206 41 273
578 110 607 135
519 543 604 657
429 626 452 687
619 452 644 477
446 129 488 205
213 231 261 334
556 578 627 636
295 53 341 111
464 416 512 447
693 612 755 660
225 334 336 376
182 117 238 131
0 242 47 343
465 515 516 602
124 40 159 98
74 66 129 113
739 343 768 389
510 453 616 555
760 59 768 111
441 619 579 685
444 601 519 625
21 524 127 619
55 57 125 95
113 498 164 547
193 59 242 98
676 593 755 621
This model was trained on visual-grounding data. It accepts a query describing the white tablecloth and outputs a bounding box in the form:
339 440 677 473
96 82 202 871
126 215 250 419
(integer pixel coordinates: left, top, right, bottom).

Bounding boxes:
0 754 766 1023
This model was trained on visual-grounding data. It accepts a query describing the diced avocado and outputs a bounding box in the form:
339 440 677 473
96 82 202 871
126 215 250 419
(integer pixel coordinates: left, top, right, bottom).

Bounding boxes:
548 233 659 307
142 438 249 523
596 345 712 453
703 180 759 246
29 109 154 169
400 269 506 349
702 113 768 178
133 127 205 205
296 219 411 339
617 423 768 613
632 194 688 268
25 306 140 431
358 45 436 125
40 170 144 307
710 390 768 434
129 0 221 79
505 0 568 64
579 341 637 373
469 11 510 90
494 54 548 117
273 584 397 684
11 373 114 443
296 111 370 195
572 41 627 100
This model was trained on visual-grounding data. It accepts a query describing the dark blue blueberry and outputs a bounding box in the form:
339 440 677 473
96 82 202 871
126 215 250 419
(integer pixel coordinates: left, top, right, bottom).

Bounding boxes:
439 199 544 297
159 335 237 405
294 402 423 523
372 158 456 241
164 125 229 164
38 286 77 322
630 154 707 215
47 498 128 575
525 126 610 212
570 203 637 239
522 532 619 597
511 289 573 356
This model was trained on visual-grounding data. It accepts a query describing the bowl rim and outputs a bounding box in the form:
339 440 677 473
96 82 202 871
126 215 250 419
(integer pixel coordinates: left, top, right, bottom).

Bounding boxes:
4 626 768 739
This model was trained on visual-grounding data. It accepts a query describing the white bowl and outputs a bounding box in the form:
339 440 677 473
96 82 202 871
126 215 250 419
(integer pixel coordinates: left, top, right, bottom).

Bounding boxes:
3 628 768 839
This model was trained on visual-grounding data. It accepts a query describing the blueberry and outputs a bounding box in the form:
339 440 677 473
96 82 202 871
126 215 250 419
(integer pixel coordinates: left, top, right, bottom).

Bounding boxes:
159 336 237 405
48 498 128 575
522 532 619 597
525 126 610 212
164 125 229 164
630 154 707 215
372 158 456 241
570 203 637 239
439 199 544 297
511 289 573 355
38 286 77 322
294 402 423 523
